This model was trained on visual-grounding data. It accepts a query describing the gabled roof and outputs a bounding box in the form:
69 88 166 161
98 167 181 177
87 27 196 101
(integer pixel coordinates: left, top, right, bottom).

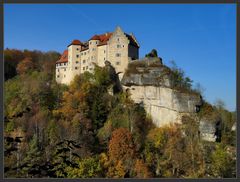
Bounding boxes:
56 50 68 64
90 33 113 46
57 30 139 63
125 33 140 48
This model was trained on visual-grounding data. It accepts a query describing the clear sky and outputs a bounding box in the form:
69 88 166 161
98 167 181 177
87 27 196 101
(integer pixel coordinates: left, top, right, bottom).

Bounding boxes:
4 4 236 111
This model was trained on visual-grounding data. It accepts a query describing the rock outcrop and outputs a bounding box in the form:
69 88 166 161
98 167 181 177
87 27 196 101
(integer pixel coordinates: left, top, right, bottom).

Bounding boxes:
199 120 218 142
121 58 202 127
107 56 219 142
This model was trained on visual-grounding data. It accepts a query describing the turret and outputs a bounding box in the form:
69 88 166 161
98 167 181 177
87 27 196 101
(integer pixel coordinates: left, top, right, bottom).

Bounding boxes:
67 39 82 71
89 35 99 67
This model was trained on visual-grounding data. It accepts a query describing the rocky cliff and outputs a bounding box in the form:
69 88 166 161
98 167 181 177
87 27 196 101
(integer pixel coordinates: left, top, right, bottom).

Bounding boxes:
121 57 202 127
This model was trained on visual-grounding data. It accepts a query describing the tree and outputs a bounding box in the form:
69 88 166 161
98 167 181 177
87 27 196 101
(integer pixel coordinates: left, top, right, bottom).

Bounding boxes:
214 99 226 110
144 126 170 177
65 157 102 178
163 124 187 177
169 60 193 91
4 49 25 80
16 57 34 75
210 144 235 178
134 159 152 178
107 160 127 178
20 134 43 177
194 82 205 96
145 49 158 57
181 115 205 177
108 128 136 163
108 128 136 177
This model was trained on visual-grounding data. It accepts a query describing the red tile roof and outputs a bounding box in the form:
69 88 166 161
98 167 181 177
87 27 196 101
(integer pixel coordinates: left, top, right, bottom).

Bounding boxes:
90 35 100 40
56 50 68 64
68 39 82 47
57 32 139 63
91 33 113 46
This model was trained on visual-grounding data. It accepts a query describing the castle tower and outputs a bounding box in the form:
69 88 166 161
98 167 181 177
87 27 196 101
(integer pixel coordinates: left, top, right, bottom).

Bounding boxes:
67 40 82 82
88 36 99 71
108 26 132 79
56 26 140 85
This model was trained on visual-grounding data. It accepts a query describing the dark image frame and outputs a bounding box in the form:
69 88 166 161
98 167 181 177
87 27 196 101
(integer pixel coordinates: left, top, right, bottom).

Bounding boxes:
0 0 239 181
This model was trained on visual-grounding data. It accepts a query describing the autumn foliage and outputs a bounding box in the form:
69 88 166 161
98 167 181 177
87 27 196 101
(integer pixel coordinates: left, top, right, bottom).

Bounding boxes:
108 128 135 163
4 49 236 178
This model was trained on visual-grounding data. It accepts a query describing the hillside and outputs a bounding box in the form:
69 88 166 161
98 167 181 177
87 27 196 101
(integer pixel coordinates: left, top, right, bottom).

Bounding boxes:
4 49 236 178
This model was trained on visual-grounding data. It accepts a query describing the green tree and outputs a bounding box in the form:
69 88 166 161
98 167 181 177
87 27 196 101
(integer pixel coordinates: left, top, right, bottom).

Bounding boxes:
20 134 42 177
210 144 235 178
65 157 102 178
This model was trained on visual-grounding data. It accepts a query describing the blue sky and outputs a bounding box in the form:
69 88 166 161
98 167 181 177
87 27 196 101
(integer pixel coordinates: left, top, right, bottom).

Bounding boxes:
4 4 236 111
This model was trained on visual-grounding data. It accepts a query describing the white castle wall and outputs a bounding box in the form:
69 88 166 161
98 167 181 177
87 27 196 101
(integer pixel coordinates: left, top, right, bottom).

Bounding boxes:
56 26 139 85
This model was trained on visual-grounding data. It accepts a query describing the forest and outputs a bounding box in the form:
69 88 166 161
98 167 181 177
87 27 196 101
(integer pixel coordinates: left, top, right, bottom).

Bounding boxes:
4 48 236 178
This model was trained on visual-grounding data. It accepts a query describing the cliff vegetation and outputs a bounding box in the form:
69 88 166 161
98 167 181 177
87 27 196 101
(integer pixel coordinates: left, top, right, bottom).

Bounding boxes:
4 49 236 178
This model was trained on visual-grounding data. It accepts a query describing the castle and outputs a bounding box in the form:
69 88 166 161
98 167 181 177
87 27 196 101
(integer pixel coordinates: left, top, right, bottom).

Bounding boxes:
55 27 217 142
56 26 140 84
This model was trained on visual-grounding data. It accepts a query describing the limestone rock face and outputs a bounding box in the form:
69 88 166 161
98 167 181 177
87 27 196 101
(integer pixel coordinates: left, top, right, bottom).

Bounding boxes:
122 85 202 127
122 57 170 87
199 120 217 142
121 58 202 127
104 61 122 94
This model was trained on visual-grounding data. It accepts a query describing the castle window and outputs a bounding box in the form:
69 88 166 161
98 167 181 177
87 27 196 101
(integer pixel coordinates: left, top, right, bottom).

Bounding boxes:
83 67 85 70
116 61 120 65
104 50 106 53
64 68 66 71
96 42 97 44
81 53 83 55
123 45 124 47
86 66 88 69
64 63 66 65
83 60 86 64
84 52 86 55
92 48 95 51
77 48 79 51
75 67 78 70
117 45 121 48
76 61 79 64
58 69 59 72
90 42 92 45
91 56 94 60
104 57 106 60
117 38 120 41
76 55 79 58
116 53 121 57
64 75 66 77
57 75 60 78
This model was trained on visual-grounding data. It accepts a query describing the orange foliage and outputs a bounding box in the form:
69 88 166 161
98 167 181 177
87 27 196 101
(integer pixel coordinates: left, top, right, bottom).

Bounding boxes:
134 159 153 178
16 57 34 75
108 128 136 164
